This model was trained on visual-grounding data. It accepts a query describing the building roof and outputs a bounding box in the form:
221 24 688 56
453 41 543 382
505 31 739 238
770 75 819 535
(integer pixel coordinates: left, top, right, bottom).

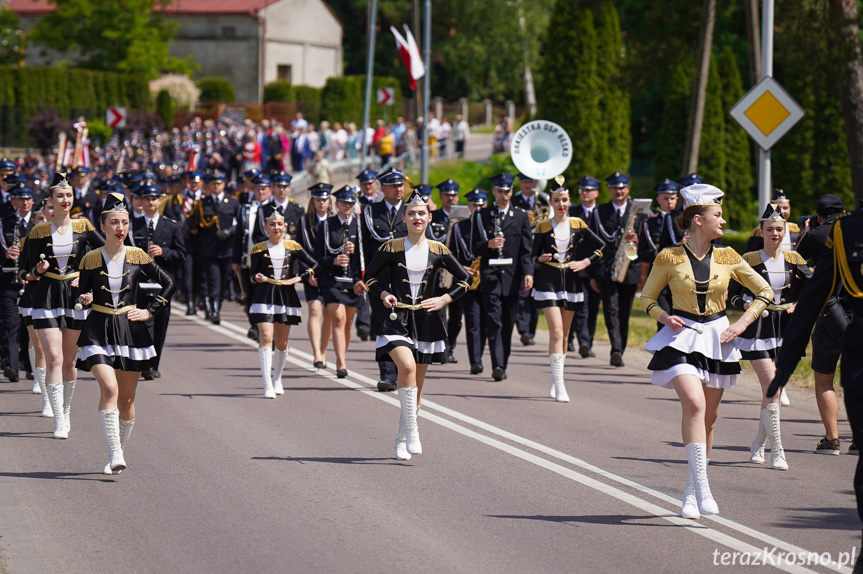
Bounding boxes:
8 0 307 16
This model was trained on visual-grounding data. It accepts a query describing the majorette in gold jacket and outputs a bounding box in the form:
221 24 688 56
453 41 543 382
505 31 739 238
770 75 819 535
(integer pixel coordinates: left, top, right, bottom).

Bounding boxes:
640 245 774 322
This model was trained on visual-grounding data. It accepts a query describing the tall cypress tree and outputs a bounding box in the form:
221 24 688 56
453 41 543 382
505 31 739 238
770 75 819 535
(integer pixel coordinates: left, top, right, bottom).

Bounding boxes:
718 46 755 231
595 2 631 186
698 52 726 192
538 1 601 186
654 57 693 182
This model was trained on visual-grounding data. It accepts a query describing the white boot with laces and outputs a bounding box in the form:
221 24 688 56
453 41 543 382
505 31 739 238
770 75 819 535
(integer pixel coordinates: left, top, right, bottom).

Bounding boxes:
750 411 767 464
685 443 718 515
259 347 276 399
551 353 569 403
765 403 789 470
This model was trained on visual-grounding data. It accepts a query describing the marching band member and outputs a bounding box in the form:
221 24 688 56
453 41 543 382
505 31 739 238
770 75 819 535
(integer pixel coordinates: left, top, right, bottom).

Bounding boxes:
248 209 319 398
75 193 175 474
299 182 334 369
25 173 104 439
512 172 549 347
729 204 810 470
640 184 772 519
232 173 271 341
746 189 802 252
567 175 601 357
316 185 362 378
429 178 462 363
364 187 470 460
452 189 487 375
531 176 604 402
353 168 380 342
638 179 681 331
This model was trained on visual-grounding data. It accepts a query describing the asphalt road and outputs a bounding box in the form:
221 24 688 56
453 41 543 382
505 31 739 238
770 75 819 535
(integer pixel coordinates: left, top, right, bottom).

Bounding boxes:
0 301 859 574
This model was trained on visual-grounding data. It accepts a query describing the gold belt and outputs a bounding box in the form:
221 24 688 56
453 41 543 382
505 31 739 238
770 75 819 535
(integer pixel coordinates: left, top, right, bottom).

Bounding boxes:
542 260 571 270
264 277 291 286
394 302 423 311
44 271 80 281
766 303 794 312
92 304 136 315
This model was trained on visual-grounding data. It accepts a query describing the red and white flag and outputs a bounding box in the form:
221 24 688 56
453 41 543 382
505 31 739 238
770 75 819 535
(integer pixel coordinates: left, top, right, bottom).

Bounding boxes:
391 25 425 91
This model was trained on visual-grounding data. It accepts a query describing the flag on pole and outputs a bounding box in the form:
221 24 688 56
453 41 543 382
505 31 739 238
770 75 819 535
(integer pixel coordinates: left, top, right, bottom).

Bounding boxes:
391 25 425 91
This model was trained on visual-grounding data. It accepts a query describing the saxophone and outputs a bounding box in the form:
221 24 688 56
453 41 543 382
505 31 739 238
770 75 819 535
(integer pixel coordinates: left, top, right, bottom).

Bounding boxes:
611 198 652 283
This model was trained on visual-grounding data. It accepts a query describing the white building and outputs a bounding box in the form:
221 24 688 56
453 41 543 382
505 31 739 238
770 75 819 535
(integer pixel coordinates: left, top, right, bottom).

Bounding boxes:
9 0 344 103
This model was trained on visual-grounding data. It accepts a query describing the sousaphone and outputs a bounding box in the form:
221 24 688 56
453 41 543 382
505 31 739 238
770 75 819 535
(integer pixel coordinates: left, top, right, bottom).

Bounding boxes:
510 120 573 224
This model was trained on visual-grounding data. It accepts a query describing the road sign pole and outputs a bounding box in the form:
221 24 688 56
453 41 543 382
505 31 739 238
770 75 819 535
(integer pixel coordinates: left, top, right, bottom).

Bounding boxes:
360 0 378 171
758 0 774 216
420 0 431 185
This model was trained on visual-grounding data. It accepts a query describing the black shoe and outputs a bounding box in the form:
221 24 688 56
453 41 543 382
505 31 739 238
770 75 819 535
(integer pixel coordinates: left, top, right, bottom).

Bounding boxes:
141 369 154 381
337 369 348 379
520 333 531 346
247 327 259 343
186 302 196 316
446 351 457 364
527 336 536 346
357 328 369 342
314 361 325 369
492 367 504 381
470 363 483 375
25 371 34 380
567 340 575 352
377 380 397 392
610 352 624 367
579 345 594 358
211 314 220 325
851 441 859 455
152 369 162 379
3 367 17 382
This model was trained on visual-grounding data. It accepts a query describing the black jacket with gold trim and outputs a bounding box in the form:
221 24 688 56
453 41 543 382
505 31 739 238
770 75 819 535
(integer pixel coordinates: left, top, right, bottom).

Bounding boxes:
248 239 319 284
24 219 104 280
78 247 176 316
728 250 811 312
531 217 604 293
745 222 802 252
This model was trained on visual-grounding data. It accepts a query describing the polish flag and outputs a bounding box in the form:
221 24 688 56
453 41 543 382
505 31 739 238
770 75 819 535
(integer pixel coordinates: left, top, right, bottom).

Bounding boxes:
391 25 425 91
81 139 90 168
188 146 199 172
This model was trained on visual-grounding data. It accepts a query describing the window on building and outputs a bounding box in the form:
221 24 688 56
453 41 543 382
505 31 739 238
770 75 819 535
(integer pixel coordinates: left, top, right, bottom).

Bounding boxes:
222 26 236 38
277 65 292 83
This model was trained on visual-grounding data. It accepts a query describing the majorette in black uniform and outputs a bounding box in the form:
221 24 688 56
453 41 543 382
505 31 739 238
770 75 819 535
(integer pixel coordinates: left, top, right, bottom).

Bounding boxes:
729 204 811 361
365 194 471 365
567 175 602 357
25 175 104 330
531 176 604 311
75 199 176 373
745 189 802 252
259 171 304 241
452 189 487 374
316 185 362 307
298 181 332 305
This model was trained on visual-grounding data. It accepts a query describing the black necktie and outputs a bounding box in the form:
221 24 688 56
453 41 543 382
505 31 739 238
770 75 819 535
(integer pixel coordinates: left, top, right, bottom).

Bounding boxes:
19 218 26 236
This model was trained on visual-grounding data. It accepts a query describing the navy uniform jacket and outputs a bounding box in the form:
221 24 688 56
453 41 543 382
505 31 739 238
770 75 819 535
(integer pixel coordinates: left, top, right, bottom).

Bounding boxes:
259 198 304 241
451 216 476 267
512 191 550 229
360 201 408 268
638 212 665 265
190 193 239 259
796 214 841 262
0 212 33 296
233 202 268 266
128 215 186 280
429 209 451 243
470 204 532 297
657 207 684 251
315 215 362 289
591 199 642 285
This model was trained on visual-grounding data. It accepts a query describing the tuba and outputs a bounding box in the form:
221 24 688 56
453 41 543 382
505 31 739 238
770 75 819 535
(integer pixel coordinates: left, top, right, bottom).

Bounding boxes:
510 121 573 181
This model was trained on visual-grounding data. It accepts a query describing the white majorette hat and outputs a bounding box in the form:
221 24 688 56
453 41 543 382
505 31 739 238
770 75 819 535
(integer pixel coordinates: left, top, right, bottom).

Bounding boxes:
680 184 724 209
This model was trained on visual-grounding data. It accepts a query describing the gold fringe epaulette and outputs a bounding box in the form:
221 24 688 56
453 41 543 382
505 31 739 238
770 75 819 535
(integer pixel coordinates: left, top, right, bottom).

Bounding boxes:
534 219 552 234
788 222 800 233
428 240 451 255
654 246 685 266
72 219 95 233
251 241 268 255
125 247 153 265
713 246 743 265
783 250 806 265
569 217 587 229
80 249 103 270
750 227 762 238
29 222 52 239
380 238 405 253
743 251 763 267
283 240 303 251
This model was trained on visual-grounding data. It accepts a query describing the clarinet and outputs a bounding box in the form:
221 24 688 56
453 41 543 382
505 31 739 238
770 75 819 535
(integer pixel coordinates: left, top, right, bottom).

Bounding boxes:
336 216 352 284
146 220 154 251
11 221 20 287
493 210 504 260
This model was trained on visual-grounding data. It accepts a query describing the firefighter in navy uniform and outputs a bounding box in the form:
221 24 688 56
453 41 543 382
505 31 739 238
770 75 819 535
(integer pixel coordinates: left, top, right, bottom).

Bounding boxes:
355 166 408 392
470 173 533 381
512 172 550 346
567 175 601 356
190 171 239 325
69 166 98 220
638 178 681 331
176 171 205 315
129 183 186 379
767 208 863 573
259 171 304 242
354 168 380 341
454 188 487 374
590 171 643 367
430 178 462 363
657 173 702 251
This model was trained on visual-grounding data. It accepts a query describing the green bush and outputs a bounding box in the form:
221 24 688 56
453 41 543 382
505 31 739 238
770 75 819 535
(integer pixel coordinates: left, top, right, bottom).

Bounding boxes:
156 89 175 129
263 80 293 103
196 76 235 103
293 84 321 103
86 118 113 146
320 76 402 126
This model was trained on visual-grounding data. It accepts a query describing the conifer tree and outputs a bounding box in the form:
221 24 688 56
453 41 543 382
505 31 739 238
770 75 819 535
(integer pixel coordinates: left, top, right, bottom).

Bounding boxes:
718 46 754 230
697 52 726 195
654 58 693 183
595 2 631 186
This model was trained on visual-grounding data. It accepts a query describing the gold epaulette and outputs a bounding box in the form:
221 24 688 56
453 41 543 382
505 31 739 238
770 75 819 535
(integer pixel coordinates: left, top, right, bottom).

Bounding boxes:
79 249 103 270
29 222 52 239
380 238 405 252
654 246 686 266
713 246 743 265
251 241 268 255
783 250 806 265
534 219 552 234
428 240 451 255
72 219 95 233
750 227 762 238
788 222 800 233
569 217 587 229
125 247 153 265
743 251 763 267
283 240 303 251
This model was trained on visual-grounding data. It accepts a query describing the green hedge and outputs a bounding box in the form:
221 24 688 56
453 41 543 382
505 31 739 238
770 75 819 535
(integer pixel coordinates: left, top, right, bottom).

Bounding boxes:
263 80 293 103
196 76 235 104
320 75 402 126
0 66 152 147
293 84 321 104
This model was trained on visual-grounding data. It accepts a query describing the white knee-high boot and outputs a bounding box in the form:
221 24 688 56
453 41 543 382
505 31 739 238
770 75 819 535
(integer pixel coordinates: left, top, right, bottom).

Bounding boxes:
100 408 126 474
62 380 76 433
402 386 422 454
552 353 569 403
685 443 718 515
395 388 411 461
273 348 287 395
780 387 790 407
37 369 52 418
29 348 39 394
681 464 699 519
548 356 556 399
258 347 275 399
750 411 767 464
765 403 789 470
104 419 135 475
45 382 66 439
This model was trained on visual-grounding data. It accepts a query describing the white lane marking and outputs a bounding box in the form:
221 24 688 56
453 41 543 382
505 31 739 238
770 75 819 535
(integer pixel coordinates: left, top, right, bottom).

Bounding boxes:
175 311 849 573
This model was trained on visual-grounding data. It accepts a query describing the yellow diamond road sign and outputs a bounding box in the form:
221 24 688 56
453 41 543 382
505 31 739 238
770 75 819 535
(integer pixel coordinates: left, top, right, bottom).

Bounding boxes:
729 76 804 151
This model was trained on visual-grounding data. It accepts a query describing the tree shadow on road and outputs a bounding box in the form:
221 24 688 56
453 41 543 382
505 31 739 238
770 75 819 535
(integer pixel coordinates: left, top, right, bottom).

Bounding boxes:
159 392 262 399
0 471 116 483
425 392 548 402
485 514 678 527
252 455 406 466
770 506 860 530
0 431 56 439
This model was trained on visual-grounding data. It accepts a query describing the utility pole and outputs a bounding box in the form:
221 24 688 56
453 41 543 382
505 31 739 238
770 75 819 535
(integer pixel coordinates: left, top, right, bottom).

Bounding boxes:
360 0 378 170
517 0 536 119
757 0 774 216
682 0 716 175
420 0 431 184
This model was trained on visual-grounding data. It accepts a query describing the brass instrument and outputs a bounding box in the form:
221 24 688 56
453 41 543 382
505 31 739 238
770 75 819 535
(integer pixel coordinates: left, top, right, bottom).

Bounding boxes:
438 205 470 289
611 198 652 283
469 258 481 290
